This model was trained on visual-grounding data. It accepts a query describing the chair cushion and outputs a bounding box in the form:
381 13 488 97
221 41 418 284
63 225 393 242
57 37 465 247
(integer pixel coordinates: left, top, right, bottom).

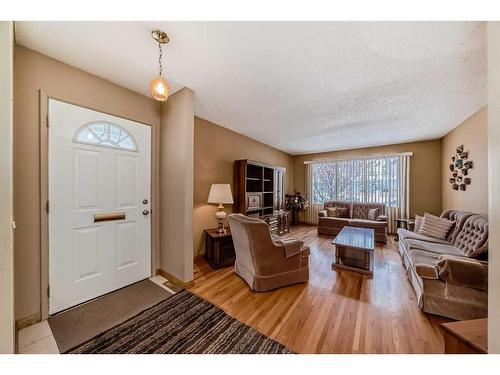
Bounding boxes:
349 219 387 228
418 213 455 240
318 217 351 227
406 238 465 257
397 228 450 245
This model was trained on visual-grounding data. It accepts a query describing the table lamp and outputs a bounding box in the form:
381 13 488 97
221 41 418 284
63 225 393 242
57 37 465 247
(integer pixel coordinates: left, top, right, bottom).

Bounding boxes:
207 184 234 233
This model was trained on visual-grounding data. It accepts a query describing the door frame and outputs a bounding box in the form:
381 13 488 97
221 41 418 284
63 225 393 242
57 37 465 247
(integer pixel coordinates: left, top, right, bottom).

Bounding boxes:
39 90 160 320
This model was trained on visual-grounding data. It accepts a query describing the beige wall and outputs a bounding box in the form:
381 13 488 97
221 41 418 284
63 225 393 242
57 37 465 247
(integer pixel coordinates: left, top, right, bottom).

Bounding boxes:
488 21 500 354
13 45 161 321
441 107 488 214
193 117 294 255
0 21 15 353
159 88 194 282
293 140 443 219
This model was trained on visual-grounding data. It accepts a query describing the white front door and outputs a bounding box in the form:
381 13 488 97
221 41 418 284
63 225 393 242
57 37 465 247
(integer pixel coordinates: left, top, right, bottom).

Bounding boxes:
48 99 152 314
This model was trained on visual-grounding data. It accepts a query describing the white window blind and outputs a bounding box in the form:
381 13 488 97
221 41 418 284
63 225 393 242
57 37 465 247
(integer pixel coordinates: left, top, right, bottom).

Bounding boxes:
312 156 401 207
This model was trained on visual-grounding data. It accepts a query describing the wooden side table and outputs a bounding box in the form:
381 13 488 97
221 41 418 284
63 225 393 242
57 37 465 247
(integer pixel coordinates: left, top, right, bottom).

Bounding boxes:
394 218 415 241
441 319 487 354
204 228 235 269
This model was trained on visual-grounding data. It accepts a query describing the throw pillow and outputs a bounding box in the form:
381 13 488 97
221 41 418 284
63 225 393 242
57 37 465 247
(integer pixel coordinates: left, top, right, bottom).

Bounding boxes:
414 215 423 232
367 208 380 221
326 207 338 217
336 207 349 218
418 213 455 240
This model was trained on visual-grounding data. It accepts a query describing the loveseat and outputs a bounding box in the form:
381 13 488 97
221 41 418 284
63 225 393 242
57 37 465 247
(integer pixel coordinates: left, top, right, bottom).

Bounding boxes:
397 209 488 320
318 201 388 243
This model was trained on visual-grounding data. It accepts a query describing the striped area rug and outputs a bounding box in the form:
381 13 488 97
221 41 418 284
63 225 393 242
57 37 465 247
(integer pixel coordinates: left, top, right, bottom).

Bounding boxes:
66 290 293 354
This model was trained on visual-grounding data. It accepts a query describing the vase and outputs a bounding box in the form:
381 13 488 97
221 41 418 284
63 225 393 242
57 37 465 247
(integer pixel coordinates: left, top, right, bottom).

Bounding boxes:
290 209 299 226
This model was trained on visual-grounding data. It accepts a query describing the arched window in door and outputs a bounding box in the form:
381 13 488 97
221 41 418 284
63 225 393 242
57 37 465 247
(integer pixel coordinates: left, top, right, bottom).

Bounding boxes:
73 122 138 152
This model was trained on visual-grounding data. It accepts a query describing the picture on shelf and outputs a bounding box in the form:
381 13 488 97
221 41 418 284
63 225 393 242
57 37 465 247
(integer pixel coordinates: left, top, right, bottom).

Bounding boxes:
247 193 261 209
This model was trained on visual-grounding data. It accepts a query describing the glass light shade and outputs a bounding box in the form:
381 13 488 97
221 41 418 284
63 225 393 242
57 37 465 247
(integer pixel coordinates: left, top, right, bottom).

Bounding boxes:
150 76 169 101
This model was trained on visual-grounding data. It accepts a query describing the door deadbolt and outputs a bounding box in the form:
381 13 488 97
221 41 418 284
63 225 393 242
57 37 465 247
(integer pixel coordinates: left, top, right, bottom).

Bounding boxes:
143 199 148 204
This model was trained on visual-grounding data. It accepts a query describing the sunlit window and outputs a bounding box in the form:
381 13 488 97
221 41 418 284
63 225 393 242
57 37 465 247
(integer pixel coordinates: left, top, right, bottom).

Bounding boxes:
73 122 138 152
312 156 400 207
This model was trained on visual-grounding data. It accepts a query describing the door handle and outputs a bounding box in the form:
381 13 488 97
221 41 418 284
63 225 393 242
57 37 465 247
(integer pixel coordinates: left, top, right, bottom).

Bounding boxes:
143 210 150 216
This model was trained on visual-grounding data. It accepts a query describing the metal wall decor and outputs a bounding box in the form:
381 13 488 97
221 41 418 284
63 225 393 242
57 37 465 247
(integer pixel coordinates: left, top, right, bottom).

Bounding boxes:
449 144 473 191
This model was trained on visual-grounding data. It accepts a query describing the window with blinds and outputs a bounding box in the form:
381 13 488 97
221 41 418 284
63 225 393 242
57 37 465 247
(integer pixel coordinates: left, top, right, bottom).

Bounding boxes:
312 156 400 207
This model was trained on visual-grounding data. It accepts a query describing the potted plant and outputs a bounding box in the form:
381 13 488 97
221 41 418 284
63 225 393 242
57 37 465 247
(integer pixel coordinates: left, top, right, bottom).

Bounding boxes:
285 192 309 226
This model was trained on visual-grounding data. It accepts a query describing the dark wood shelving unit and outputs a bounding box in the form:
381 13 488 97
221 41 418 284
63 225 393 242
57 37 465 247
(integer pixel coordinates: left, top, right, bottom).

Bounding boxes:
234 159 289 236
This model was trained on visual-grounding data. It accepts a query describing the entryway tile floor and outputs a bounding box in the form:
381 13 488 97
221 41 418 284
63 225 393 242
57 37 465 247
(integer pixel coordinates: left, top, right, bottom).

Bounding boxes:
149 275 178 294
18 320 59 354
17 275 174 354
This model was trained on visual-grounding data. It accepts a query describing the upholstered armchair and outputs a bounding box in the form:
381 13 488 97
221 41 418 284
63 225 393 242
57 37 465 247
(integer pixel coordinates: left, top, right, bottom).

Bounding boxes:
227 213 310 292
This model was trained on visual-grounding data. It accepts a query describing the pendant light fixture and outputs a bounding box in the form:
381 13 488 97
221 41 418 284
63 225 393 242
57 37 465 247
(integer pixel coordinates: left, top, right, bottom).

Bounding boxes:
150 29 170 102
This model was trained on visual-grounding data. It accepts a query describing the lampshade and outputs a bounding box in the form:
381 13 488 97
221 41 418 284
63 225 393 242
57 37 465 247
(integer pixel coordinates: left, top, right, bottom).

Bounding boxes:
207 184 234 204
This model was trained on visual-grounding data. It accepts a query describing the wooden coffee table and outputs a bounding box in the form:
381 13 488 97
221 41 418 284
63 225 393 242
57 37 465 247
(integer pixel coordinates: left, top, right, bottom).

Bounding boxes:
332 226 375 276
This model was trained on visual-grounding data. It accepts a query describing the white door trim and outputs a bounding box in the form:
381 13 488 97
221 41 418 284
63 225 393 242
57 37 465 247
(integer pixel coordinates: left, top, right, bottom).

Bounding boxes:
0 21 15 353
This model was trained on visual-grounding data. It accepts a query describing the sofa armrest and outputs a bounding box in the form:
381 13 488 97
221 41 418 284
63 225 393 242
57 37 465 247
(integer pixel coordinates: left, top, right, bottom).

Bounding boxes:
318 210 327 218
415 263 439 280
437 255 488 291
376 215 388 222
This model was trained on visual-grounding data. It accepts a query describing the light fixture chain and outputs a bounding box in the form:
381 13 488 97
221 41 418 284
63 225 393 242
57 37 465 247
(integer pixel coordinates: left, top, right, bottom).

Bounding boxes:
158 42 163 76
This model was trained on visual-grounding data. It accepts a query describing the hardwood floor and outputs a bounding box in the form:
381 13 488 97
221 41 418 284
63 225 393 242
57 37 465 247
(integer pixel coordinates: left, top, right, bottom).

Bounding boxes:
188 225 449 354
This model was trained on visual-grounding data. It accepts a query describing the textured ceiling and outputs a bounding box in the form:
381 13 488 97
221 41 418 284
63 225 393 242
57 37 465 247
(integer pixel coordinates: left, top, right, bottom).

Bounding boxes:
15 21 486 155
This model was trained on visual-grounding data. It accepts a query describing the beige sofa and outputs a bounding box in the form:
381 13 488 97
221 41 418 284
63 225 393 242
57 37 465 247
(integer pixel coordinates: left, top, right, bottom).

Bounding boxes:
397 209 488 320
318 201 388 243
228 213 310 292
